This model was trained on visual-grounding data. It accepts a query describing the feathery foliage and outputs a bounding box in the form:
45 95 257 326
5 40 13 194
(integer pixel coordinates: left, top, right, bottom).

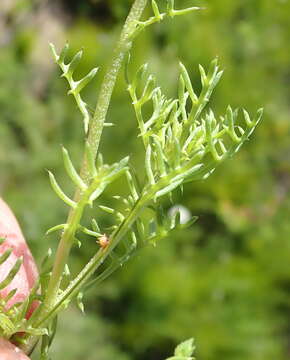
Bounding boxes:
0 0 262 358
166 338 196 360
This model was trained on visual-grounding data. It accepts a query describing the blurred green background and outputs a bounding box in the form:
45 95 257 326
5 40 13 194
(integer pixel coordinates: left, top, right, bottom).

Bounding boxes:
1 0 290 359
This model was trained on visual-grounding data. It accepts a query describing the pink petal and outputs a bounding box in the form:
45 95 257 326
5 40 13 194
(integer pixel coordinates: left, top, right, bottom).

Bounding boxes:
0 199 38 312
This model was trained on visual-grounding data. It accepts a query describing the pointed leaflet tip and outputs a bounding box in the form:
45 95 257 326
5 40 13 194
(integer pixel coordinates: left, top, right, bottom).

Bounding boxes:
79 226 101 238
41 248 53 273
242 109 252 127
46 224 67 235
209 57 219 73
199 64 207 86
64 264 70 277
0 256 23 291
151 0 161 18
152 136 166 177
99 205 115 214
256 108 264 123
155 179 183 198
76 238 82 248
59 42 69 64
179 62 198 102
66 50 83 76
102 156 129 184
178 61 185 70
225 106 240 143
141 75 156 102
174 338 195 358
132 63 149 91
183 216 199 229
48 170 77 208
77 292 85 313
172 6 205 17
73 67 99 94
124 52 131 85
126 170 139 201
49 42 58 62
0 248 12 265
62 146 87 191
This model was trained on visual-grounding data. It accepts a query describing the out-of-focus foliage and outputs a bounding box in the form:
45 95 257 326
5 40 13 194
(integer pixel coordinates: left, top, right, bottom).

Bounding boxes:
1 0 290 359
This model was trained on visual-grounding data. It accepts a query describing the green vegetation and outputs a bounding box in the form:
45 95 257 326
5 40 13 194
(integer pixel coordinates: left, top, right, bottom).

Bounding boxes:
0 0 290 359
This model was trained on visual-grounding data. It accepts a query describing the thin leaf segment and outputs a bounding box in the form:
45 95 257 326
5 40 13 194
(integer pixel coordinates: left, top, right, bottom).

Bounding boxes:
0 0 262 355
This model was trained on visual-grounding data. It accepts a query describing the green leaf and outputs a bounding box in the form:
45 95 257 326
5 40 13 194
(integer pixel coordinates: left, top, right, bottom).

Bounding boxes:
69 67 98 95
174 338 195 358
0 257 23 290
151 0 161 18
0 248 12 265
50 43 98 133
179 62 198 103
46 224 67 235
58 42 69 64
105 156 130 183
48 171 77 208
145 145 155 185
155 179 183 198
79 226 101 238
77 292 85 313
0 313 16 337
65 50 83 78
62 147 87 191
152 136 167 177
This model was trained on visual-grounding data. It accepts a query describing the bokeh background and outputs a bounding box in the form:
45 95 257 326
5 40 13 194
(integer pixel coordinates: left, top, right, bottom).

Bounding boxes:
1 0 290 359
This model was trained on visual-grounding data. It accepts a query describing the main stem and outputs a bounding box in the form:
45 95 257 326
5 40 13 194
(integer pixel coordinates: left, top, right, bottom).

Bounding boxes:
36 0 148 331
83 0 149 183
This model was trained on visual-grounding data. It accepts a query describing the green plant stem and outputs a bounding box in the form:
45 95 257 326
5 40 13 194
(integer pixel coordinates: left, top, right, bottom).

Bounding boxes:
83 0 149 184
21 0 149 354
28 198 146 331
44 0 148 313
42 197 87 312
